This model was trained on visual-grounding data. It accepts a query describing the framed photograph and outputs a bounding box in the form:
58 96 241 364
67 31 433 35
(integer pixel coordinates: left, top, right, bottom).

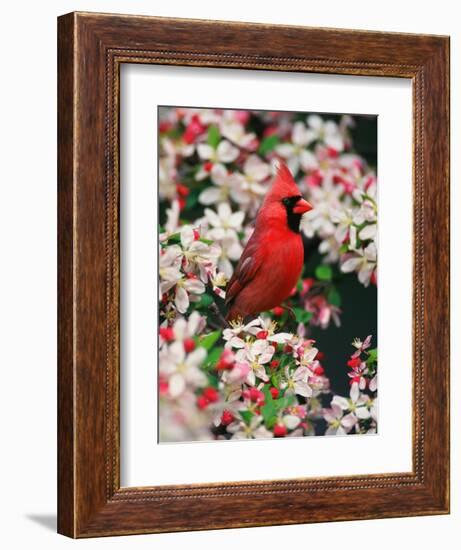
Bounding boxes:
58 12 450 537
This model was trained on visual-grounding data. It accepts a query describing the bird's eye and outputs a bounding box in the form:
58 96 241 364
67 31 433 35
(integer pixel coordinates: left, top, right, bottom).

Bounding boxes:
282 195 302 207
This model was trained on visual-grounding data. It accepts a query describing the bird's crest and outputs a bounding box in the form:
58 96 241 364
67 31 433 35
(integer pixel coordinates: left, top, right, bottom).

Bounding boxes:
264 159 301 203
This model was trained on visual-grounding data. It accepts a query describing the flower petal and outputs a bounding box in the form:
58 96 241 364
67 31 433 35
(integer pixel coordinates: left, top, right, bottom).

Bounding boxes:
180 226 195 249
275 143 295 158
197 143 214 160
350 382 360 402
198 186 221 205
294 381 312 398
184 279 205 294
341 256 362 273
204 207 221 228
307 114 323 131
173 317 187 341
244 155 270 181
359 223 377 241
268 332 293 344
175 286 189 313
283 415 301 430
217 140 239 163
217 202 232 221
341 412 358 430
331 395 349 410
186 347 207 368
168 373 185 398
355 406 371 420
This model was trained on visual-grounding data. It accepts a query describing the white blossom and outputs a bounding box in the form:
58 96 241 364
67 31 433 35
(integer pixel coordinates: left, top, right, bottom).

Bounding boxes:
227 415 273 440
160 342 207 398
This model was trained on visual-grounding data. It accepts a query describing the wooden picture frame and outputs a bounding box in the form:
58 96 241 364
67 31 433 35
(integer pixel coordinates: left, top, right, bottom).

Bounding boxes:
57 12 450 538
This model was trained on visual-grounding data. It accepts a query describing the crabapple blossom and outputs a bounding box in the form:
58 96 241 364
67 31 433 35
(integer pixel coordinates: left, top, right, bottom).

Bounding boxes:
159 154 179 201
219 110 256 148
351 335 372 357
161 199 180 237
162 135 195 159
204 202 245 241
276 121 317 175
306 114 345 152
230 155 270 211
331 382 371 422
179 225 221 282
234 338 275 385
341 242 377 287
215 234 242 279
300 177 343 238
172 274 206 314
198 163 238 205
159 341 207 398
227 415 273 440
222 318 263 348
281 365 314 398
305 295 342 329
169 311 206 344
159 245 183 297
323 404 357 435
196 140 239 172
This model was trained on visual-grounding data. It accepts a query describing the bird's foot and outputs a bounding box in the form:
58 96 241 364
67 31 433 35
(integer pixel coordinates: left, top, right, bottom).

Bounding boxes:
279 305 299 332
210 303 230 329
281 305 296 323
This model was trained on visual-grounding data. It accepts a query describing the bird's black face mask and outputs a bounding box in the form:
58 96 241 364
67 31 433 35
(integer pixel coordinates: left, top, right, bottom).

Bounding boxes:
282 195 304 233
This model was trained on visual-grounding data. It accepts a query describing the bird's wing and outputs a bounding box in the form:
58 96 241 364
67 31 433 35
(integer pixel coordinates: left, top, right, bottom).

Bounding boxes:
225 238 262 306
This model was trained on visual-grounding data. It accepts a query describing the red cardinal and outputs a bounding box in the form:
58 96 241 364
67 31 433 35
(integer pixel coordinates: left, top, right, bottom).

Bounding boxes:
225 160 313 322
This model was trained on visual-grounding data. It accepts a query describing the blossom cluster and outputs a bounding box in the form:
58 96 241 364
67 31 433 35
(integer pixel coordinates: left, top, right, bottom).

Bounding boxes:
159 308 377 441
158 107 378 441
322 335 377 435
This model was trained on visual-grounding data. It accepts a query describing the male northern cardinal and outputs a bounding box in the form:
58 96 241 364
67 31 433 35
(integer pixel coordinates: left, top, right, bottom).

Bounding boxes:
225 160 312 322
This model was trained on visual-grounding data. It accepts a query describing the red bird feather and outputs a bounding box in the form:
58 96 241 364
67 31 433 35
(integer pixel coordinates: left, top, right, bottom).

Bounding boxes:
225 161 313 321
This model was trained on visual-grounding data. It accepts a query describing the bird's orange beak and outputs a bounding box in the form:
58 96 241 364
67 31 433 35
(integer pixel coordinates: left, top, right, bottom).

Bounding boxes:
293 198 313 214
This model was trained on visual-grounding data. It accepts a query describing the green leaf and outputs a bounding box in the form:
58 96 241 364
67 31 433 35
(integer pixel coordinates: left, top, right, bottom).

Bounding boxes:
240 410 254 426
206 373 219 388
366 348 378 363
164 232 181 244
327 288 342 307
185 187 201 210
199 237 214 245
279 353 294 369
262 384 274 402
198 330 222 351
205 346 223 369
275 395 295 411
270 373 281 388
258 135 280 156
207 125 220 148
315 264 333 281
261 400 277 429
160 126 183 140
197 293 213 308
293 307 313 324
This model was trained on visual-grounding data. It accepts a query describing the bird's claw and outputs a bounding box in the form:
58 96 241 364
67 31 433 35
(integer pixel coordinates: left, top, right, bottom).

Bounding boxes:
210 303 230 329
